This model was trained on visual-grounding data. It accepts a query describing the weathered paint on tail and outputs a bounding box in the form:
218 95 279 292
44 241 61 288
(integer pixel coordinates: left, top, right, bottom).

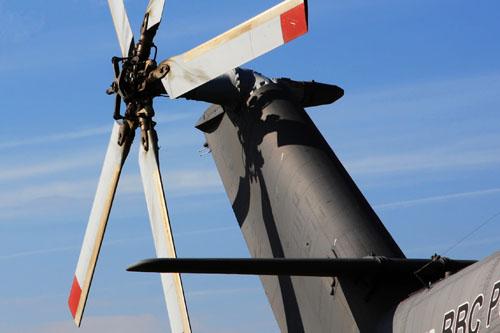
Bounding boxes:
195 75 407 332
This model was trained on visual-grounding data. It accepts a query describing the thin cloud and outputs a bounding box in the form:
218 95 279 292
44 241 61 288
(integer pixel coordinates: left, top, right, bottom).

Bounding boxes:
166 169 222 191
329 72 500 176
345 147 500 175
23 315 165 333
374 188 500 211
117 169 223 195
345 72 500 114
0 180 94 209
0 226 237 260
0 245 79 260
406 235 500 258
176 226 238 236
330 75 500 177
152 111 197 124
187 287 261 297
0 167 222 211
0 153 101 182
0 112 195 150
0 293 65 306
0 126 110 150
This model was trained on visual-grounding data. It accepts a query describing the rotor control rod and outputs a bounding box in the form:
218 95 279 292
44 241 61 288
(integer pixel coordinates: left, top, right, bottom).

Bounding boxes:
135 13 158 61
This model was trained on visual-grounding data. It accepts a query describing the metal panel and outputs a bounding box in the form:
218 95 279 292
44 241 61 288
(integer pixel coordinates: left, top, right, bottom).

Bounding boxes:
393 251 500 333
196 74 419 331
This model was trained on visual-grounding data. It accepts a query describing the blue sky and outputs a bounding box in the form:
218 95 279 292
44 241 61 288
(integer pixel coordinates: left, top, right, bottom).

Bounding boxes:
1 0 500 332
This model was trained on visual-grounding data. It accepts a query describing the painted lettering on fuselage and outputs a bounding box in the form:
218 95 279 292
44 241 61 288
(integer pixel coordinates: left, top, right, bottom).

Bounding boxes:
438 294 484 333
430 280 500 332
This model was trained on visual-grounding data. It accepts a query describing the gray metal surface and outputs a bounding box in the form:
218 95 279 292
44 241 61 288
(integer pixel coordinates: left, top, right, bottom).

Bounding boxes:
186 68 500 332
393 251 500 333
196 74 409 332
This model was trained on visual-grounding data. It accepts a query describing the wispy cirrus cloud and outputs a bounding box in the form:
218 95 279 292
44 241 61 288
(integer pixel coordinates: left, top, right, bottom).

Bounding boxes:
405 235 500 259
117 169 223 196
0 169 222 214
0 245 79 260
175 226 238 236
20 315 165 333
0 179 95 209
345 72 500 114
0 113 195 150
0 126 110 150
0 226 237 260
345 146 500 176
0 153 101 182
8 139 496 187
187 287 261 297
166 169 222 192
318 78 500 179
327 72 500 160
374 188 500 211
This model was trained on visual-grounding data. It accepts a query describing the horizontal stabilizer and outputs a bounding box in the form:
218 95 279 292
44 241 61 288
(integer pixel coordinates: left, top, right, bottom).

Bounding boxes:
279 78 344 107
128 257 476 278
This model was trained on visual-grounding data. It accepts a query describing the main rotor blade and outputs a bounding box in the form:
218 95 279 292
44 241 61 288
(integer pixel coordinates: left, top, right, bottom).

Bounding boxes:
69 121 134 326
108 0 135 57
144 0 165 31
138 127 191 333
160 0 308 99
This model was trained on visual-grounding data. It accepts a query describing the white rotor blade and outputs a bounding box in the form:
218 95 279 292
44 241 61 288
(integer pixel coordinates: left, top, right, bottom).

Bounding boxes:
139 128 191 333
108 0 135 57
145 0 165 31
69 121 134 326
161 0 308 99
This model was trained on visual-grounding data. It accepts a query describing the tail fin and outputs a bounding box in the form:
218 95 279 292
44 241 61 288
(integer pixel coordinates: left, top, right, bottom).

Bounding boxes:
194 77 406 331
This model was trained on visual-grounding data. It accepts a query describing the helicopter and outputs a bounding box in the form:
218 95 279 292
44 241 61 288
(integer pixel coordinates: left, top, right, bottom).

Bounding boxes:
68 0 500 332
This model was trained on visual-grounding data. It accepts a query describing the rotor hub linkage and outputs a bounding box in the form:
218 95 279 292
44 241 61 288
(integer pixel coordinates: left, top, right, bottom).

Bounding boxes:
106 10 169 127
107 53 168 116
106 10 168 152
116 105 155 152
